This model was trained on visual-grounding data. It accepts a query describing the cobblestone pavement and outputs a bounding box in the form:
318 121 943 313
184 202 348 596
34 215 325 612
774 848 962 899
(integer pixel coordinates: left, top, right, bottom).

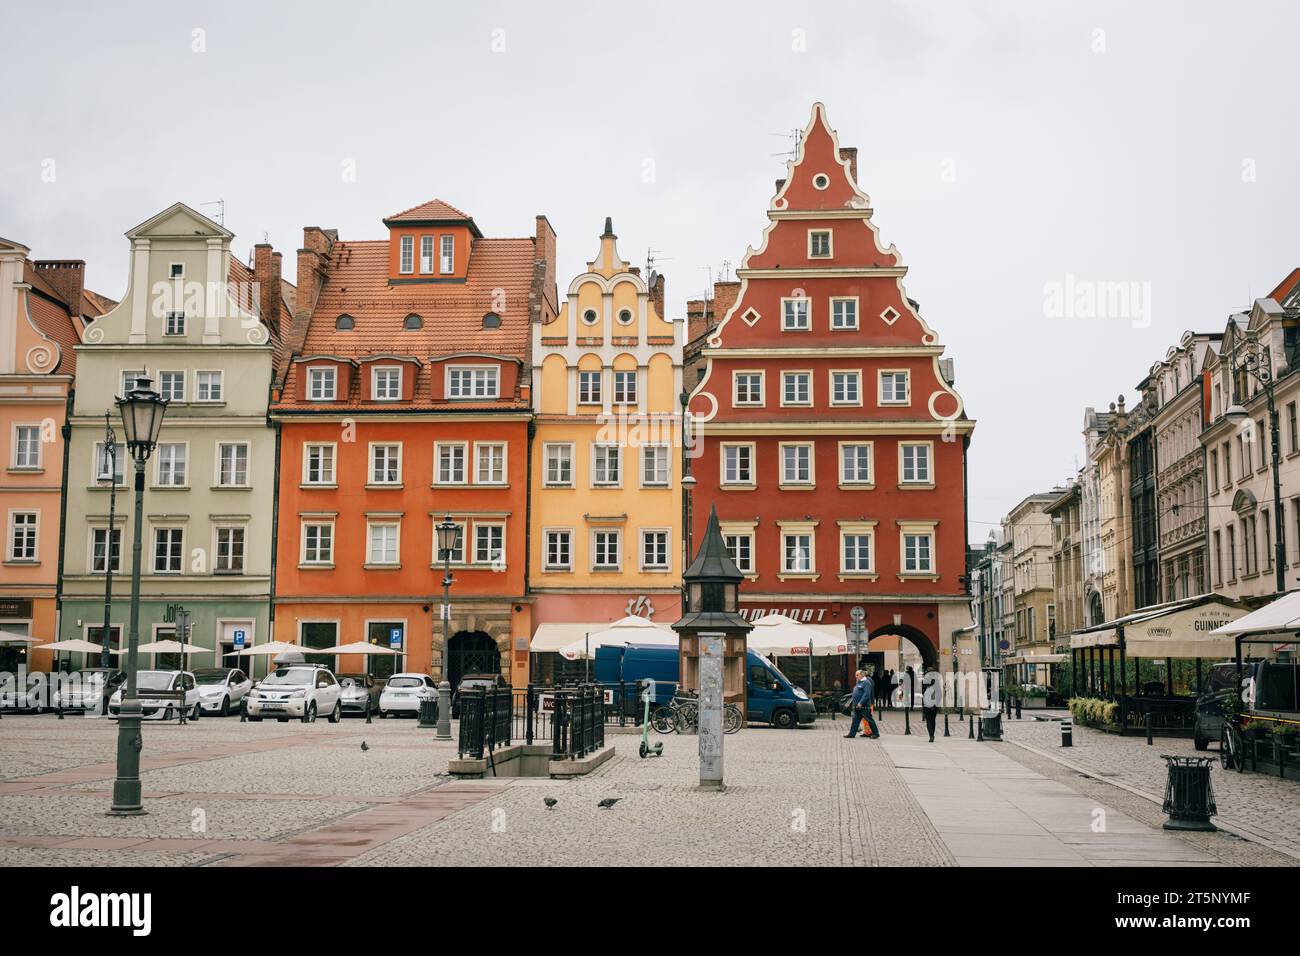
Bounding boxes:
2 709 1294 866
992 710 1300 860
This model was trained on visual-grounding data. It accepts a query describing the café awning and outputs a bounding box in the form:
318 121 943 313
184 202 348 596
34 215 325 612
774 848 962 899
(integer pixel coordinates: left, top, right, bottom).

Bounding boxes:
1209 589 1300 638
529 623 610 654
1005 653 1068 666
1068 594 1248 658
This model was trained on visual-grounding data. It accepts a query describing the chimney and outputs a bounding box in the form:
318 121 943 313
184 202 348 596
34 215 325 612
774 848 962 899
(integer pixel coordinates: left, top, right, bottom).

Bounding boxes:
288 226 335 360
33 260 86 316
649 271 665 323
712 281 741 321
534 214 557 312
253 243 282 336
839 146 858 184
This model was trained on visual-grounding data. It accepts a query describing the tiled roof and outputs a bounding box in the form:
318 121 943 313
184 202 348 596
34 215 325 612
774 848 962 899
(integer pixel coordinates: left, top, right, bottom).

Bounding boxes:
383 198 474 224
22 261 83 375
274 233 537 411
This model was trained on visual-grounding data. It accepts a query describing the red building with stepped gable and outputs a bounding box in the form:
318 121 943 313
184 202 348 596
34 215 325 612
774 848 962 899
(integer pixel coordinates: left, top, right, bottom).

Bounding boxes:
687 103 976 688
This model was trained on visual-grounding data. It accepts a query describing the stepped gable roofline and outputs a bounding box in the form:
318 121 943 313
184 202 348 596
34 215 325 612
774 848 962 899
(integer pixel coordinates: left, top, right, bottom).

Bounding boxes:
382 198 483 238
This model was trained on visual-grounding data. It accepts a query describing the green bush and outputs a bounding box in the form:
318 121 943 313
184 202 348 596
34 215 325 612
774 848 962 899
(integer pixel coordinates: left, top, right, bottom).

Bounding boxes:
1067 696 1119 727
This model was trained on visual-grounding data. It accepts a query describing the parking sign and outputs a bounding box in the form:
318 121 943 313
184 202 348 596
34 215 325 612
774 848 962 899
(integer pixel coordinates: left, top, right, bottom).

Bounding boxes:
389 627 402 648
233 629 246 649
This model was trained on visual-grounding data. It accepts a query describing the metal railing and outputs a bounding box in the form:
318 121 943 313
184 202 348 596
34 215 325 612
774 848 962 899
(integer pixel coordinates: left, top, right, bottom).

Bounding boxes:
551 685 605 759
457 685 513 759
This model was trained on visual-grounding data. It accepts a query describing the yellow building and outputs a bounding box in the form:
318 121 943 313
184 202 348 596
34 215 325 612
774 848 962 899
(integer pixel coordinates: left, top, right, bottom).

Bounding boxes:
527 219 683 681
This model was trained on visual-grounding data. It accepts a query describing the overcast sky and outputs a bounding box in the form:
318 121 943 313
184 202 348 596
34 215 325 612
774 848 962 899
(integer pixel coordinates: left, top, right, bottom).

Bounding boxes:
4 1 1298 538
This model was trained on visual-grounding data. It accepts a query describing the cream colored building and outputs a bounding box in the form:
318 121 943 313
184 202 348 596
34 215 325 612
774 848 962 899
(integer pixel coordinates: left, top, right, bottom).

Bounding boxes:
59 203 277 673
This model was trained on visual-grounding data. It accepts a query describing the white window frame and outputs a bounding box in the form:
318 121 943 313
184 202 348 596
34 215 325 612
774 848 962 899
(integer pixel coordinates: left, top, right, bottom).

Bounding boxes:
152 526 184 574
435 442 468 485
7 510 38 562
640 444 670 488
639 528 671 572
440 234 455 274
158 370 186 403
121 370 149 396
213 525 247 575
830 296 859 330
781 297 811 331
419 235 434 274
154 442 188 488
215 441 250 488
781 530 816 575
195 369 224 403
899 441 934 486
433 517 467 566
723 530 755 574
368 442 403 486
879 369 911 406
93 441 124 485
399 235 414 274
899 524 937 575
300 519 336 567
168 262 185 280
578 370 603 405
307 367 337 402
302 443 337 486
366 520 401 567
839 441 874 487
12 424 42 469
830 369 862 407
89 525 122 574
473 442 508 486
543 528 573 572
779 441 814 487
446 365 500 400
543 442 574 487
613 369 638 405
721 443 755 486
591 443 622 488
372 365 402 401
164 310 186 336
591 528 622 572
781 370 812 407
472 522 506 568
807 229 833 259
733 370 765 406
839 524 877 576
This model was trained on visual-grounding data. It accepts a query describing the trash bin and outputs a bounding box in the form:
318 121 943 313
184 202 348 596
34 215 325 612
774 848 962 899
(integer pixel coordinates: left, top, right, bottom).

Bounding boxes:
979 713 1003 741
1160 755 1216 831
417 698 438 729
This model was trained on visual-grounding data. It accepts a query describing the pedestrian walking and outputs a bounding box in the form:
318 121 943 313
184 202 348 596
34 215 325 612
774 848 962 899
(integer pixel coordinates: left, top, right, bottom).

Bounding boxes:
921 669 939 742
843 669 880 739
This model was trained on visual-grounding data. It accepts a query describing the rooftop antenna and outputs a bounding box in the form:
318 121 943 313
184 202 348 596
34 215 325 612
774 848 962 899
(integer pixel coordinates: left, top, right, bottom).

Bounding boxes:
645 247 672 277
720 259 733 282
200 199 225 225
768 129 802 160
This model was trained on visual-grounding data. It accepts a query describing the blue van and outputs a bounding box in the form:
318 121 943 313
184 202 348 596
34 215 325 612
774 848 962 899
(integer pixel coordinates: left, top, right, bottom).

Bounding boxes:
594 643 817 728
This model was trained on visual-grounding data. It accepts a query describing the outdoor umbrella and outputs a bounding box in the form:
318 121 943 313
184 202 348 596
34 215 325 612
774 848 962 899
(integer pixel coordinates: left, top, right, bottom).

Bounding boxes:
746 614 848 656
0 630 39 645
134 639 207 655
33 639 120 655
558 615 677 661
309 641 402 656
231 640 302 658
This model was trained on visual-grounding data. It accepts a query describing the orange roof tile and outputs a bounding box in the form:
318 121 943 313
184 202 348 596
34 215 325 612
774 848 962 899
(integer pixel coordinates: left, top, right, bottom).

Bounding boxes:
384 197 474 224
22 261 83 375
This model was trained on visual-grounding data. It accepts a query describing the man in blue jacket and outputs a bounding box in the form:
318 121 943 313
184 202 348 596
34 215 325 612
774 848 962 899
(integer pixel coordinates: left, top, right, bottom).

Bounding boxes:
844 669 880 739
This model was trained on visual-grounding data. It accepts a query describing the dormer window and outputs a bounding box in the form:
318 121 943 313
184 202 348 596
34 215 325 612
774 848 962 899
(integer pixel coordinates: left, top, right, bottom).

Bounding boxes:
308 367 337 401
335 314 355 330
447 366 499 400
404 313 423 330
440 235 455 274
420 236 434 274
482 312 501 329
373 366 402 401
399 236 414 274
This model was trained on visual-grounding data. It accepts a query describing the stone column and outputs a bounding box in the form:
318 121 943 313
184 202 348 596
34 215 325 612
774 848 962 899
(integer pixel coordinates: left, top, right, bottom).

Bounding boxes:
698 634 724 791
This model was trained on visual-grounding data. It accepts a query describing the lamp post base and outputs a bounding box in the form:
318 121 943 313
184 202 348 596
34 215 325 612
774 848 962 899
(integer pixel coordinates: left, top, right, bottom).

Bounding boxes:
109 705 146 815
435 680 452 740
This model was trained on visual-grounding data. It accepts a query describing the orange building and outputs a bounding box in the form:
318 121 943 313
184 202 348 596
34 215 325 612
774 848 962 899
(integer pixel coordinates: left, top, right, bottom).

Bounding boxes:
0 239 112 673
271 200 557 685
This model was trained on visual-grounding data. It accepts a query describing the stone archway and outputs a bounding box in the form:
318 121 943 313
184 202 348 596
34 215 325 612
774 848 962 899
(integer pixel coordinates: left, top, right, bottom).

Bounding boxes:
868 624 939 670
445 630 501 690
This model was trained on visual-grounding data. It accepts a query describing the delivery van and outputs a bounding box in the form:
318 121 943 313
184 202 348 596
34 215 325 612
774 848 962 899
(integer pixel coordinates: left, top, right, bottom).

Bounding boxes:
594 643 817 728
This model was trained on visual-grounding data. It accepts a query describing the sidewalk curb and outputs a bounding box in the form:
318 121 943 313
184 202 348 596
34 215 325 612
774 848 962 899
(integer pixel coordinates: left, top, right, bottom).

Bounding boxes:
1002 738 1300 863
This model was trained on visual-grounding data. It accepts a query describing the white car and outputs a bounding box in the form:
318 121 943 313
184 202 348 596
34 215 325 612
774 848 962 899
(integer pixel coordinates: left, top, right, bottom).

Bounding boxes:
245 664 342 723
193 667 253 716
379 672 438 718
0 673 47 712
53 668 127 715
108 670 201 721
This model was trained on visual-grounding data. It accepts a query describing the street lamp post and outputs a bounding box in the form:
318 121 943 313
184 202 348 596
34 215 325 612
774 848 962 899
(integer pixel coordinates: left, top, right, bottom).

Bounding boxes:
109 379 168 816
1224 332 1287 595
434 515 459 741
99 412 118 669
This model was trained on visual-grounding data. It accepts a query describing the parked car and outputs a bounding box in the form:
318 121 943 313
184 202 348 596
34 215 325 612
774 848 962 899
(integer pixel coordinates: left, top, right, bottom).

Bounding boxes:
452 673 507 718
338 673 381 716
0 672 48 712
54 668 126 715
107 670 200 721
245 663 342 723
379 672 438 718
193 667 253 716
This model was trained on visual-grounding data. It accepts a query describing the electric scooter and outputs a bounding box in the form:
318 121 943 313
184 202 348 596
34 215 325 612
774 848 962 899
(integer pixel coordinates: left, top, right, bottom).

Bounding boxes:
639 678 663 759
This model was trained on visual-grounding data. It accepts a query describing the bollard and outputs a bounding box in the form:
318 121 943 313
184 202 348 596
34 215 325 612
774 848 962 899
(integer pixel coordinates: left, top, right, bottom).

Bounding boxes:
365 699 373 725
943 710 950 737
904 706 911 735
1160 755 1216 831
1015 697 1022 720
435 680 452 740
239 696 247 722
968 715 974 739
1061 716 1072 747
1145 711 1153 746
976 717 984 741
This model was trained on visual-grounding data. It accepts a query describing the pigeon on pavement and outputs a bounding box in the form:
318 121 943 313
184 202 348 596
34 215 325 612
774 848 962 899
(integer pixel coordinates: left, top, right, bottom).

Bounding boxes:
360 741 370 752
597 797 620 809
544 797 558 810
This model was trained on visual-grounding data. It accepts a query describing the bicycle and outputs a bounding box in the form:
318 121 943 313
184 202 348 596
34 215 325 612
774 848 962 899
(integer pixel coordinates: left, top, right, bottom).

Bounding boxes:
652 694 698 734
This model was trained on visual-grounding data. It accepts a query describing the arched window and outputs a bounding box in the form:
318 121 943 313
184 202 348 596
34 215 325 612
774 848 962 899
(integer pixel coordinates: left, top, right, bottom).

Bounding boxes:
482 312 501 329
335 314 355 330
404 313 423 330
